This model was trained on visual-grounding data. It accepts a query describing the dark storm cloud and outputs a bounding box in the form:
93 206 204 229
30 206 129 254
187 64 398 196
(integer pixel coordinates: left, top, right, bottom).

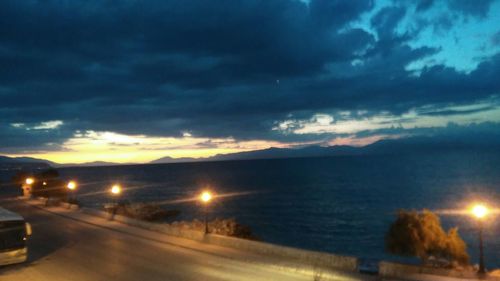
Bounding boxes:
0 0 499 152
398 0 495 17
417 106 497 117
0 123 72 153
447 0 496 18
354 122 500 144
415 0 435 11
309 0 374 28
0 0 373 102
492 30 500 46
394 0 496 35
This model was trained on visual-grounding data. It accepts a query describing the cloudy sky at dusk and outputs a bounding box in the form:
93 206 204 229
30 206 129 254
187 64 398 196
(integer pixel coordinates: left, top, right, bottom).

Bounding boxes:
1 0 500 163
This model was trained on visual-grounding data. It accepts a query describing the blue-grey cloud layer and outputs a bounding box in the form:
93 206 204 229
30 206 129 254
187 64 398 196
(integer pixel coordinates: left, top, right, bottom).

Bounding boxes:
1 0 499 152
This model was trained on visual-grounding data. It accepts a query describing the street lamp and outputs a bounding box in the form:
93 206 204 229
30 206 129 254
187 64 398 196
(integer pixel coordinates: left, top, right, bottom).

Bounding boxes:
111 184 122 195
199 191 213 234
470 203 490 274
23 177 35 198
66 181 77 207
67 181 77 191
108 184 122 218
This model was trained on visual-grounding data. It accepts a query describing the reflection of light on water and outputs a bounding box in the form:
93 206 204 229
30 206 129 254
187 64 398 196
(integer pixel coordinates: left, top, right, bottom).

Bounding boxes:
155 190 259 206
73 181 259 214
433 208 500 216
77 183 156 198
430 196 499 223
75 180 110 187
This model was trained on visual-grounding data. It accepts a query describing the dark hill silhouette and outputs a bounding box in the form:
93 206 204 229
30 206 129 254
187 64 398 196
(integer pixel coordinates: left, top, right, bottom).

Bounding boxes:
3 135 499 167
151 136 500 164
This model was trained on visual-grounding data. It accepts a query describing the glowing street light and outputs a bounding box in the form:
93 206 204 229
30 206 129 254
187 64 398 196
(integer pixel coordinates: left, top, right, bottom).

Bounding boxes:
472 204 488 219
67 181 77 191
25 178 34 185
107 184 123 218
65 180 78 207
199 191 214 234
200 191 212 203
470 203 490 274
111 184 122 195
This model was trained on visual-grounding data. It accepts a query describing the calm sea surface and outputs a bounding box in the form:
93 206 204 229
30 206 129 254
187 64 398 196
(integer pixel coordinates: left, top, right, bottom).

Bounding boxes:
1 151 499 267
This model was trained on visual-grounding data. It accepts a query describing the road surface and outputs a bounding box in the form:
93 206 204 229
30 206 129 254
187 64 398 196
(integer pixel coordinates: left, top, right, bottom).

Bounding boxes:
0 198 370 281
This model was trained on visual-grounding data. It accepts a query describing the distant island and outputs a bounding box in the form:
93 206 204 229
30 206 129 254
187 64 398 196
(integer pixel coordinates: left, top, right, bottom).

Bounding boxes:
3 136 499 169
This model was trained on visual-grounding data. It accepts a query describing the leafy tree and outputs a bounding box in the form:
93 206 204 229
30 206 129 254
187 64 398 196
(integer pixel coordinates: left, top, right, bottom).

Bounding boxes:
39 168 60 179
385 209 469 266
445 228 469 265
31 169 67 199
11 171 31 186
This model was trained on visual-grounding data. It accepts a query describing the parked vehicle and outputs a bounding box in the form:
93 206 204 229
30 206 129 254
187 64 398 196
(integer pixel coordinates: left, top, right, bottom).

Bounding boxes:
0 207 32 266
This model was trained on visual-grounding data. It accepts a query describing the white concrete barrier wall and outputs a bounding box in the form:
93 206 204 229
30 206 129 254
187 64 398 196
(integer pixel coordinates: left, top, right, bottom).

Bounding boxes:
205 234 358 272
79 207 206 241
30 198 357 273
76 205 358 272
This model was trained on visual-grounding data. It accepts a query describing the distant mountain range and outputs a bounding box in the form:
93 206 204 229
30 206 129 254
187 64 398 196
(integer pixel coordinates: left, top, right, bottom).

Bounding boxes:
56 161 122 167
0 155 54 170
150 136 500 164
150 145 356 164
2 136 500 169
0 156 118 170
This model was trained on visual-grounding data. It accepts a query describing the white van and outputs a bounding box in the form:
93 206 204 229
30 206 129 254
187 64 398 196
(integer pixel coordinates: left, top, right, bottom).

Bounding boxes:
0 207 32 266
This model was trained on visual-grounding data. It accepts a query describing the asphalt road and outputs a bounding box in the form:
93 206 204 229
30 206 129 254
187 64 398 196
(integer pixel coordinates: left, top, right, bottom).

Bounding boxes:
0 199 367 281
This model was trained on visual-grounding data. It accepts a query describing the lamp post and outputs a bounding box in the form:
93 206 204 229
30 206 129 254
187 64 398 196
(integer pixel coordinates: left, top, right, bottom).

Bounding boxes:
111 184 122 196
23 177 35 198
67 181 77 191
199 191 213 234
471 204 489 275
66 181 77 208
109 184 122 217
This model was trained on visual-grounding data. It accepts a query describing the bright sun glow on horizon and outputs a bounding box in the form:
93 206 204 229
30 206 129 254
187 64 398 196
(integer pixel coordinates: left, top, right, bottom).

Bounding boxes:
6 130 299 164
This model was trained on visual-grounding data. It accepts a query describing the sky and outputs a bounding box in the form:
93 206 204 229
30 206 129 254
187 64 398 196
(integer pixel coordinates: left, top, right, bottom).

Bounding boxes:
1 0 500 163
